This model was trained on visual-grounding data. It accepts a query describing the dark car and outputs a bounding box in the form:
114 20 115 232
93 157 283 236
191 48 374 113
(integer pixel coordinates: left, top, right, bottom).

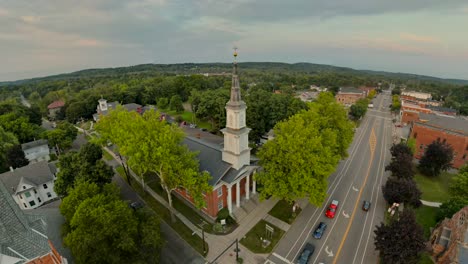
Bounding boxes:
297 243 315 264
313 222 327 239
362 201 371 211
130 201 143 210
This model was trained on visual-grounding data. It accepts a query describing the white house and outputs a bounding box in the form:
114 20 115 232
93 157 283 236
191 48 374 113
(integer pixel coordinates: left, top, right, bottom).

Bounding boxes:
21 139 50 164
0 161 59 210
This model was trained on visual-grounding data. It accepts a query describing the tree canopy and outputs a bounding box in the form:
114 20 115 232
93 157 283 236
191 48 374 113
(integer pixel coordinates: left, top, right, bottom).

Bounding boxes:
385 143 414 179
349 98 369 120
374 210 426 264
382 177 422 207
255 92 354 205
95 107 211 221
61 181 163 264
418 140 454 176
6 144 29 169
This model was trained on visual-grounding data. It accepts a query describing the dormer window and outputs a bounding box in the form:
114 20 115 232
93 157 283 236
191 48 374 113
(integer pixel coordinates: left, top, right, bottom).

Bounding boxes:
43 184 48 189
23 186 26 189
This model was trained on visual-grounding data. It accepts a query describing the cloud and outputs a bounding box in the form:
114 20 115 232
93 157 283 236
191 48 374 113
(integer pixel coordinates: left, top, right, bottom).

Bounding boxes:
20 15 41 24
400 33 440 43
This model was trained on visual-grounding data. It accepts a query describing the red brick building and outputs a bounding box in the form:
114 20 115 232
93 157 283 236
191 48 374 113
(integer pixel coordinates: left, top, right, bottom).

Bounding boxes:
401 110 420 125
335 87 366 106
430 206 468 264
409 113 468 168
358 86 376 97
175 60 259 221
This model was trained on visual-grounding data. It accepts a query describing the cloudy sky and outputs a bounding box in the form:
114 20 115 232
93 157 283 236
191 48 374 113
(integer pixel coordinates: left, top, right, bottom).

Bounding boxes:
1 0 468 81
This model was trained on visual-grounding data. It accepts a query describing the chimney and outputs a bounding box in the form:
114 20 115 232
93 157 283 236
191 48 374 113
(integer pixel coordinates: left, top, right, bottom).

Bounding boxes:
9 166 14 172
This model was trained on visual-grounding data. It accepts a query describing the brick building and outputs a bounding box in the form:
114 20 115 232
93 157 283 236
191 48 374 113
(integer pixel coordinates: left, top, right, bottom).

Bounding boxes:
401 110 420 125
430 206 468 264
358 86 376 97
401 91 432 100
175 58 259 221
409 113 468 168
335 87 366 106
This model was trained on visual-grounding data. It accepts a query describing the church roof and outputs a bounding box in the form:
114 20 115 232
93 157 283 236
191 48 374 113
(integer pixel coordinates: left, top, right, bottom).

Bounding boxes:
183 137 232 186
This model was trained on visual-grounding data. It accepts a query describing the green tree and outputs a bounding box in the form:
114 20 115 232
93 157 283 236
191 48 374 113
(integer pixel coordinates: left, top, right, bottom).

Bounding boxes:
0 113 43 143
190 89 230 130
0 127 19 171
60 181 101 221
79 142 103 164
391 95 401 112
65 189 140 263
96 107 212 221
42 121 77 154
418 140 454 176
169 95 184 112
382 177 422 207
256 92 353 205
157 97 169 109
449 166 468 199
406 137 416 155
436 197 467 222
374 210 425 264
349 98 369 120
6 145 29 169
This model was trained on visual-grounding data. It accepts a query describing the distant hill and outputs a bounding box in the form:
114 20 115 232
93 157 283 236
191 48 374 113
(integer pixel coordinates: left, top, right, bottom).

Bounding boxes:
1 62 467 86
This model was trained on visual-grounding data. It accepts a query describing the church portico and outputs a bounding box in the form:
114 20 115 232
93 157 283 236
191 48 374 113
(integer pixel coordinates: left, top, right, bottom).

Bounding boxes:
225 175 257 214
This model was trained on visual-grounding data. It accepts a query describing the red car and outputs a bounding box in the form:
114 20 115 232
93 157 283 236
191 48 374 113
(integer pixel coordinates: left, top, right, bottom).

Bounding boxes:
325 200 339 218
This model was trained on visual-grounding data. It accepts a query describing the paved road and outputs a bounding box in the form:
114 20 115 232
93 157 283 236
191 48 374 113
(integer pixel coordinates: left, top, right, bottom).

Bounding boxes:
267 92 393 264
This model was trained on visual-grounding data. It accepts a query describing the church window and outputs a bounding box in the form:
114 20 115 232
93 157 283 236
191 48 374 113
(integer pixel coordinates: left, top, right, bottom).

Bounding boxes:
218 200 223 210
459 213 465 226
217 188 223 197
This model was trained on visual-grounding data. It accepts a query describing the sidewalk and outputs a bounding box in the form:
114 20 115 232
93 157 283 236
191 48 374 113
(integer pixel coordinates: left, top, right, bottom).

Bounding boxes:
103 146 279 264
421 200 442 207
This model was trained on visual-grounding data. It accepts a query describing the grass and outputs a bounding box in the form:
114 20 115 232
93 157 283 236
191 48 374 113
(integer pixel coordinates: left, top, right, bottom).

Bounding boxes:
114 166 209 256
268 200 302 224
240 220 285 253
418 252 434 264
414 205 440 239
414 168 453 202
145 173 215 233
102 150 114 161
160 109 213 130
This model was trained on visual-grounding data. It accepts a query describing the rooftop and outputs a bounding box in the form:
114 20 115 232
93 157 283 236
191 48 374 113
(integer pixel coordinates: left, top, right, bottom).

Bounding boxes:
21 139 48 150
338 87 364 94
47 100 65 109
417 113 468 135
0 161 56 195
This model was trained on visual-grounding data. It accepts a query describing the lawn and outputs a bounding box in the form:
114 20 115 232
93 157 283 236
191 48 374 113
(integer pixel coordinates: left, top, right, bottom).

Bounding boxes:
114 166 208 256
145 172 216 233
268 200 302 224
160 109 213 130
414 205 440 239
418 252 434 264
240 220 285 253
102 150 114 161
414 169 453 202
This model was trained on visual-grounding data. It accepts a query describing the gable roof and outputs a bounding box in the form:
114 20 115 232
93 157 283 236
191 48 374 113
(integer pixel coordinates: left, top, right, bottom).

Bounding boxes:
0 178 52 262
21 139 48 151
47 100 65 109
339 87 364 94
183 137 232 186
417 113 468 135
0 161 56 195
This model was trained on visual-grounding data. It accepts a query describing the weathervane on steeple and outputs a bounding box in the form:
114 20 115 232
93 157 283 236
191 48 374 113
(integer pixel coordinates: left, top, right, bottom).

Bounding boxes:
233 47 238 62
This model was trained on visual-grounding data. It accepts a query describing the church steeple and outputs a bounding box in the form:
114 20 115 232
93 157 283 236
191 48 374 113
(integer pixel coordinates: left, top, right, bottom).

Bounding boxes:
229 48 242 104
221 48 251 170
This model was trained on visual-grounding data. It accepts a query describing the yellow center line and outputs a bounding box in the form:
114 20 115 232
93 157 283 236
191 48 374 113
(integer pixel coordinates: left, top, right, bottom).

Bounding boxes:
333 128 376 264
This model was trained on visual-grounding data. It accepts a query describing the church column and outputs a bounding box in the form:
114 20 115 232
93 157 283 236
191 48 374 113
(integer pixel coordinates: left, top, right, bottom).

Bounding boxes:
227 185 232 213
236 181 240 207
245 174 250 200
252 180 256 194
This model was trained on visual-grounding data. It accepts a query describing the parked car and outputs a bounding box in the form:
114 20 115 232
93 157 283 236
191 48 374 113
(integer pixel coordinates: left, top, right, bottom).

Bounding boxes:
325 200 339 218
297 243 315 264
313 222 327 239
362 201 371 211
130 201 143 210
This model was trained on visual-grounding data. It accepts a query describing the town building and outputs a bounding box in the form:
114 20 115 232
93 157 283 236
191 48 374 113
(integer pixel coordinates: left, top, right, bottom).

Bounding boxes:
401 91 432 100
296 91 319 102
430 206 468 264
0 177 67 264
409 113 468 168
47 100 65 119
335 87 366 106
21 139 50 164
0 161 59 210
358 86 376 97
176 54 259 220
400 100 433 115
93 99 153 121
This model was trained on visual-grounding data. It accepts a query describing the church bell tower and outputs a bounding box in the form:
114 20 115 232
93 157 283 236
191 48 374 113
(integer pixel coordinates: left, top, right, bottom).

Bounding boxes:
221 48 251 170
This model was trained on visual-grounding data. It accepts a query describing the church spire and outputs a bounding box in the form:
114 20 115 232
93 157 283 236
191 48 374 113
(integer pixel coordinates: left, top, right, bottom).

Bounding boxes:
229 47 242 104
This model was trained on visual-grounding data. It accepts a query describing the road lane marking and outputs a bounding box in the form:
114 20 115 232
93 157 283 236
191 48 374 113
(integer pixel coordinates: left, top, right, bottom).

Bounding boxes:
333 128 377 264
325 246 334 257
283 116 373 260
351 119 388 264
352 186 359 192
359 119 391 264
342 210 350 218
272 253 291 264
